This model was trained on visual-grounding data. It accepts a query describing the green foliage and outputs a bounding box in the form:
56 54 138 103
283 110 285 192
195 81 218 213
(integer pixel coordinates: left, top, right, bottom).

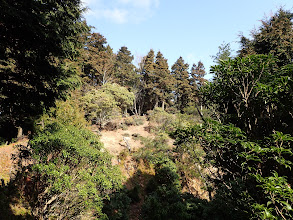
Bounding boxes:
0 0 87 139
153 51 174 109
239 9 293 66
29 122 124 218
81 89 120 126
172 118 293 219
114 46 138 88
147 107 176 132
189 61 207 105
133 116 145 126
40 95 89 130
81 83 134 127
102 187 132 220
143 159 208 220
253 172 293 219
171 57 192 111
133 134 171 166
212 42 233 64
140 49 157 112
80 32 115 86
196 18 293 218
124 117 135 126
205 54 293 137
101 83 135 114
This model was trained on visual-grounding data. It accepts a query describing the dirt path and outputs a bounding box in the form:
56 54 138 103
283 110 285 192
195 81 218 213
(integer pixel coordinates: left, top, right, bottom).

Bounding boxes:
100 119 153 158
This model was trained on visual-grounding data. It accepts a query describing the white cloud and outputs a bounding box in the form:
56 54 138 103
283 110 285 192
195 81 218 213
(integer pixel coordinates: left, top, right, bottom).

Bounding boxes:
83 0 160 24
102 8 128 24
118 0 159 8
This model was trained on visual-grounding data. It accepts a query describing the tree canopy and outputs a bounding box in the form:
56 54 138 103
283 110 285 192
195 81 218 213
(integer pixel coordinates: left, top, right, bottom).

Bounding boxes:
0 0 87 139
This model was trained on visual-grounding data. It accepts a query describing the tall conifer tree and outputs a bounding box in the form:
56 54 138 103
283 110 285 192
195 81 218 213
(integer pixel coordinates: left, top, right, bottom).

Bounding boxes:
154 51 173 109
114 46 137 87
81 33 115 86
239 9 293 66
171 57 191 111
141 49 156 112
0 0 87 139
190 61 206 103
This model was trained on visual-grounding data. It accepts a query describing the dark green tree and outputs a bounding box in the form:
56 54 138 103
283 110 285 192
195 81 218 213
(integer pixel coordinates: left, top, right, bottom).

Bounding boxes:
114 46 137 87
205 54 293 138
154 51 173 110
177 55 293 220
140 49 156 112
189 61 207 103
239 9 293 66
0 0 87 139
171 57 191 111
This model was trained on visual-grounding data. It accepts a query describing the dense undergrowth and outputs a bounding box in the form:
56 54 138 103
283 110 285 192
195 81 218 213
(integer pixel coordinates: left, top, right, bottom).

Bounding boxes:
1 2 293 219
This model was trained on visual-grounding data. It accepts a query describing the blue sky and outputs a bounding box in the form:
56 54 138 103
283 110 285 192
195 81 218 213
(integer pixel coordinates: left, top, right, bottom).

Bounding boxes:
82 0 293 78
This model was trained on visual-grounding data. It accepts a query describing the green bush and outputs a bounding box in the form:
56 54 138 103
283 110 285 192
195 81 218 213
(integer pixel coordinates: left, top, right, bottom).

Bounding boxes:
39 97 89 130
102 187 131 220
124 117 135 126
143 160 198 220
147 107 176 132
127 185 141 203
133 116 145 126
133 134 171 166
28 122 124 219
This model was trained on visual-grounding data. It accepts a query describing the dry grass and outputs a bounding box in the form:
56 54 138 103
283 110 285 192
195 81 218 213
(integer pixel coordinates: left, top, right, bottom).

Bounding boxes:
0 138 29 185
0 143 19 184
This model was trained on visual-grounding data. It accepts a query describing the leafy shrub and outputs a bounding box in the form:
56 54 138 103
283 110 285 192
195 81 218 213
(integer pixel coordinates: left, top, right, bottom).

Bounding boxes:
100 83 135 115
102 187 131 220
119 123 129 130
143 160 200 220
172 119 293 219
81 89 121 127
118 149 130 163
127 185 141 203
124 117 135 126
133 134 171 166
147 107 176 131
39 97 89 130
133 116 145 126
28 122 124 219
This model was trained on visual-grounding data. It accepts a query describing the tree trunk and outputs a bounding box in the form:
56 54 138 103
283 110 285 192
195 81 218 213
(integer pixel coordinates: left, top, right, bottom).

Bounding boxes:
154 96 159 109
17 126 23 139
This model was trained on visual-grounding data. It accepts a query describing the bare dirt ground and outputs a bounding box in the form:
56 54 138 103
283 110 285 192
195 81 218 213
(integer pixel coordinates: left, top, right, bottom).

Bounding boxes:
0 138 29 185
100 119 153 158
99 118 155 220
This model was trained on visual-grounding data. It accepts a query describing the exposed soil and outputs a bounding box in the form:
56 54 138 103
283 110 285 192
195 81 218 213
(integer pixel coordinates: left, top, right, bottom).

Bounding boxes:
0 138 29 185
99 118 153 164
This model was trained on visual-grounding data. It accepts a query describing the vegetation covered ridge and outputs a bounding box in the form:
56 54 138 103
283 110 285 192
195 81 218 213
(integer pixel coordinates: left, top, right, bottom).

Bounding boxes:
0 1 293 219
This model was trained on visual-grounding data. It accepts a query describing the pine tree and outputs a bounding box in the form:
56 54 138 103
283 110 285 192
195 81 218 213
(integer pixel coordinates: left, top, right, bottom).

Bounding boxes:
0 0 87 139
154 51 173 110
239 9 293 66
171 57 191 111
140 49 156 112
81 33 115 85
190 61 207 103
114 46 137 87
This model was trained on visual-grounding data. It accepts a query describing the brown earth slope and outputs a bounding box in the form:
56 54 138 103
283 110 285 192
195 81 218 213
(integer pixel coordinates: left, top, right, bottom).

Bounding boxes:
100 119 153 157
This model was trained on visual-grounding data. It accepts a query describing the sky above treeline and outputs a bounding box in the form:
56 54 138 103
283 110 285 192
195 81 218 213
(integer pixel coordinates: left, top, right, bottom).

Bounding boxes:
82 0 293 79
